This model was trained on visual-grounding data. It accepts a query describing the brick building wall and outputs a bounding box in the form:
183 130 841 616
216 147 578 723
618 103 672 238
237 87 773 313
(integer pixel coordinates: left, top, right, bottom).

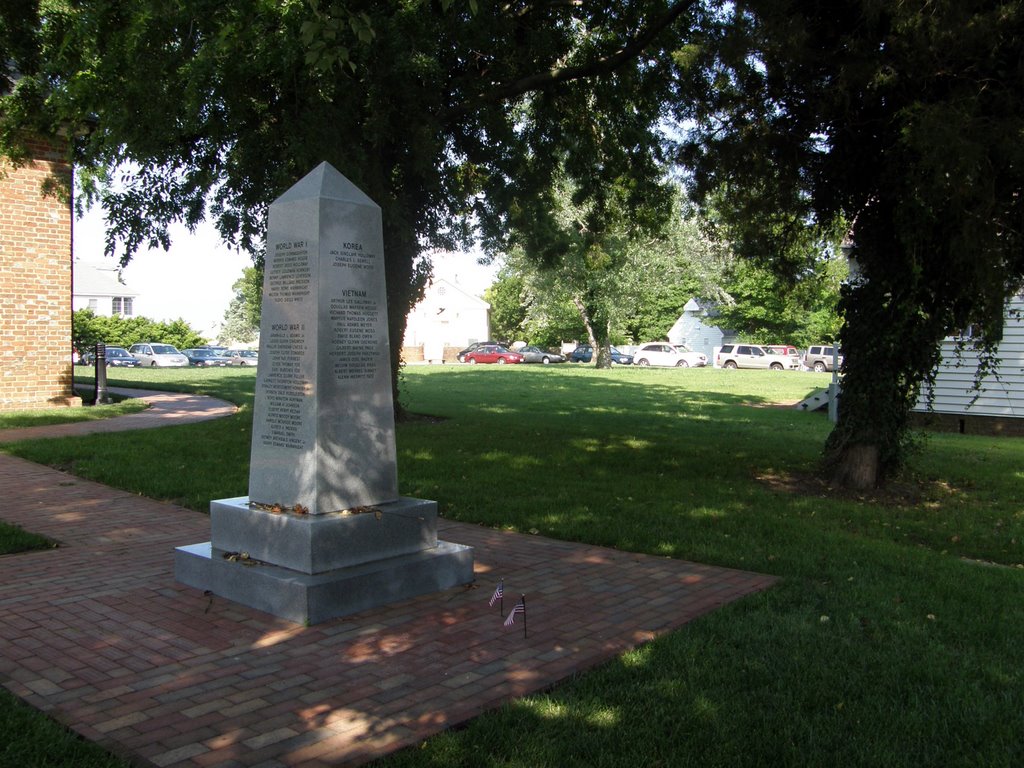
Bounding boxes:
0 136 81 410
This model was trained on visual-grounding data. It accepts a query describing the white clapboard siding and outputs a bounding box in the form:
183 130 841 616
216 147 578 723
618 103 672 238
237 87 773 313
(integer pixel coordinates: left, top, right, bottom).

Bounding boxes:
914 296 1024 417
667 298 737 360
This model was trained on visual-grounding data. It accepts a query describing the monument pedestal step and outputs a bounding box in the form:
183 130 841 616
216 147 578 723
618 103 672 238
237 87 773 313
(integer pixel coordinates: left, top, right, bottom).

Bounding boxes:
210 496 440 573
175 539 474 625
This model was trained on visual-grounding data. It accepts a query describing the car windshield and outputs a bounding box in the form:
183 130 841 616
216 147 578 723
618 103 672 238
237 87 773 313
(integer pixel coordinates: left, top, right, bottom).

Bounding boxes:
107 347 130 357
240 350 257 357
674 345 693 353
151 344 178 354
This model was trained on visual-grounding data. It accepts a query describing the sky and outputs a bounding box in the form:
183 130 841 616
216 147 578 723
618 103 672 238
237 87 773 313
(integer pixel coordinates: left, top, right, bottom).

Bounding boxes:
72 205 499 338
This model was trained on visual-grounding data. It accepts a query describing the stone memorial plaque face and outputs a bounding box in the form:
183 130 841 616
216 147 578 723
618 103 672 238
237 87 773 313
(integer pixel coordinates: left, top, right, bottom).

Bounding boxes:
249 164 399 514
178 162 474 625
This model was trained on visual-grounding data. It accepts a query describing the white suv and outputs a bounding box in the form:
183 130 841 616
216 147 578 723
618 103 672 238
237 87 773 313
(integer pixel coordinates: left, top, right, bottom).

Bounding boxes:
716 344 798 370
633 342 707 367
803 344 843 372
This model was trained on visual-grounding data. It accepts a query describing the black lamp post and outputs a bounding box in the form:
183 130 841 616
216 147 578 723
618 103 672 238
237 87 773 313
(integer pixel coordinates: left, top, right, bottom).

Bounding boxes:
93 342 111 405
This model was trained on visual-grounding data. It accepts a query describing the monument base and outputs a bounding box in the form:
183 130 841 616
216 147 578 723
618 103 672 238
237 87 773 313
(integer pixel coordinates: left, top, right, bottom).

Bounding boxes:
175 540 474 625
175 494 475 624
209 496 442 573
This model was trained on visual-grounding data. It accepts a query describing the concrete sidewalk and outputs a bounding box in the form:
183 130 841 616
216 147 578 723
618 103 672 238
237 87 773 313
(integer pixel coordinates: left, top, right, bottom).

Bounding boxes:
0 393 778 767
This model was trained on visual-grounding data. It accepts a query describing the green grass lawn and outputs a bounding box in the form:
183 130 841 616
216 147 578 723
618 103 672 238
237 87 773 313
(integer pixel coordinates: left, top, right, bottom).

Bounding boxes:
0 520 54 556
2 364 1022 767
0 398 146 430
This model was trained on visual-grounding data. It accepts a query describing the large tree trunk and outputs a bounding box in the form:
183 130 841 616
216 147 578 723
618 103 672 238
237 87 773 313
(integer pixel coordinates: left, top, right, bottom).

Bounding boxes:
830 443 878 489
572 295 612 368
824 208 947 489
382 221 428 422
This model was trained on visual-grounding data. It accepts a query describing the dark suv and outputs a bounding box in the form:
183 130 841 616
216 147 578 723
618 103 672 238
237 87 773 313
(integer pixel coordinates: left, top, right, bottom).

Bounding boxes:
569 344 634 365
803 344 843 372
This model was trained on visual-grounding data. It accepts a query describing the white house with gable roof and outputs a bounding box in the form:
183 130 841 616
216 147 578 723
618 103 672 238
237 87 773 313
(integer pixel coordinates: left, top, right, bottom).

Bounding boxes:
72 261 140 318
667 298 738 359
402 276 490 363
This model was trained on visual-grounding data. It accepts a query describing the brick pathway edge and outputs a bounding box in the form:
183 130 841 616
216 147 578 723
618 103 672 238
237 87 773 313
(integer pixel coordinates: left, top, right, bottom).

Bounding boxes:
0 451 778 767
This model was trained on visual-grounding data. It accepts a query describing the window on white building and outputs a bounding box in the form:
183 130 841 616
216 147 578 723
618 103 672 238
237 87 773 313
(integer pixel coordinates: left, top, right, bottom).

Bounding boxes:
111 296 134 317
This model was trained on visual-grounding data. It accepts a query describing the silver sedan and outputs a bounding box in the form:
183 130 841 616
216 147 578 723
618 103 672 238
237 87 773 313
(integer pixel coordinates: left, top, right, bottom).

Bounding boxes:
517 345 566 364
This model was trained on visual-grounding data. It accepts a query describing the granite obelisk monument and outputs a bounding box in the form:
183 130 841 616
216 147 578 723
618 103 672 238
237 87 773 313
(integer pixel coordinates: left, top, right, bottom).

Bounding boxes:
176 162 474 624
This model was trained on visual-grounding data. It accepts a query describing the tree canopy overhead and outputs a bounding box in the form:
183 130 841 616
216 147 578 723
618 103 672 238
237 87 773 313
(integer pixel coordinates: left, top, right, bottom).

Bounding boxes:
1 0 698 408
6 0 1024 487
679 0 1024 486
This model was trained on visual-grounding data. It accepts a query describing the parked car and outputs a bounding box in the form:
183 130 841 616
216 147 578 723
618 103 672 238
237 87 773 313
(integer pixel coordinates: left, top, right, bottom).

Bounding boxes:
632 342 708 367
765 345 801 367
98 346 141 368
457 341 500 363
128 342 190 367
517 345 566 364
226 349 259 366
569 344 634 365
716 343 798 370
182 348 233 367
674 344 710 367
463 344 524 364
803 344 843 372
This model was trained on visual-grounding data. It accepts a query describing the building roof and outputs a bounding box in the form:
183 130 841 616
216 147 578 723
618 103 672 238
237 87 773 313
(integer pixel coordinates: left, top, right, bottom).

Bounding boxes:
427 277 490 310
73 261 139 298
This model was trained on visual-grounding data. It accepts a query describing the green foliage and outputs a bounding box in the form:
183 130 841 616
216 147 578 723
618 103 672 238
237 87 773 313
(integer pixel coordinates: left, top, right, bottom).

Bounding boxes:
679 0 1024 484
524 299 588 349
483 268 529 343
500 172 644 364
501 187 733 348
616 199 734 342
713 256 846 347
300 1 375 74
0 520 53 555
71 309 206 352
2 0 699 409
0 689 129 768
219 265 262 344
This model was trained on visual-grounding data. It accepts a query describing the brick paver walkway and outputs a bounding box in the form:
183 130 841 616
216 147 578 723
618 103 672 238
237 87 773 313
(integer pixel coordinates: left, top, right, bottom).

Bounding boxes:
0 398 777 767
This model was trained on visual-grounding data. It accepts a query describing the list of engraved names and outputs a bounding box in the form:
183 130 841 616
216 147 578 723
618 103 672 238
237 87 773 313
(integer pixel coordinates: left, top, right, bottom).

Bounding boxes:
260 322 309 450
329 240 380 382
266 241 311 303
259 240 312 450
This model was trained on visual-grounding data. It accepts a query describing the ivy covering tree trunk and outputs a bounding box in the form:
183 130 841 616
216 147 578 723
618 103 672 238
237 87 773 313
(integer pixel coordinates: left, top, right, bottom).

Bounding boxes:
679 0 1024 488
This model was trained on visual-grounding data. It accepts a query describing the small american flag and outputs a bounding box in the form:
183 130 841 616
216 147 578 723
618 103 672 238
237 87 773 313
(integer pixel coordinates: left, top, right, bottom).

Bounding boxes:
489 580 504 607
504 598 525 627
